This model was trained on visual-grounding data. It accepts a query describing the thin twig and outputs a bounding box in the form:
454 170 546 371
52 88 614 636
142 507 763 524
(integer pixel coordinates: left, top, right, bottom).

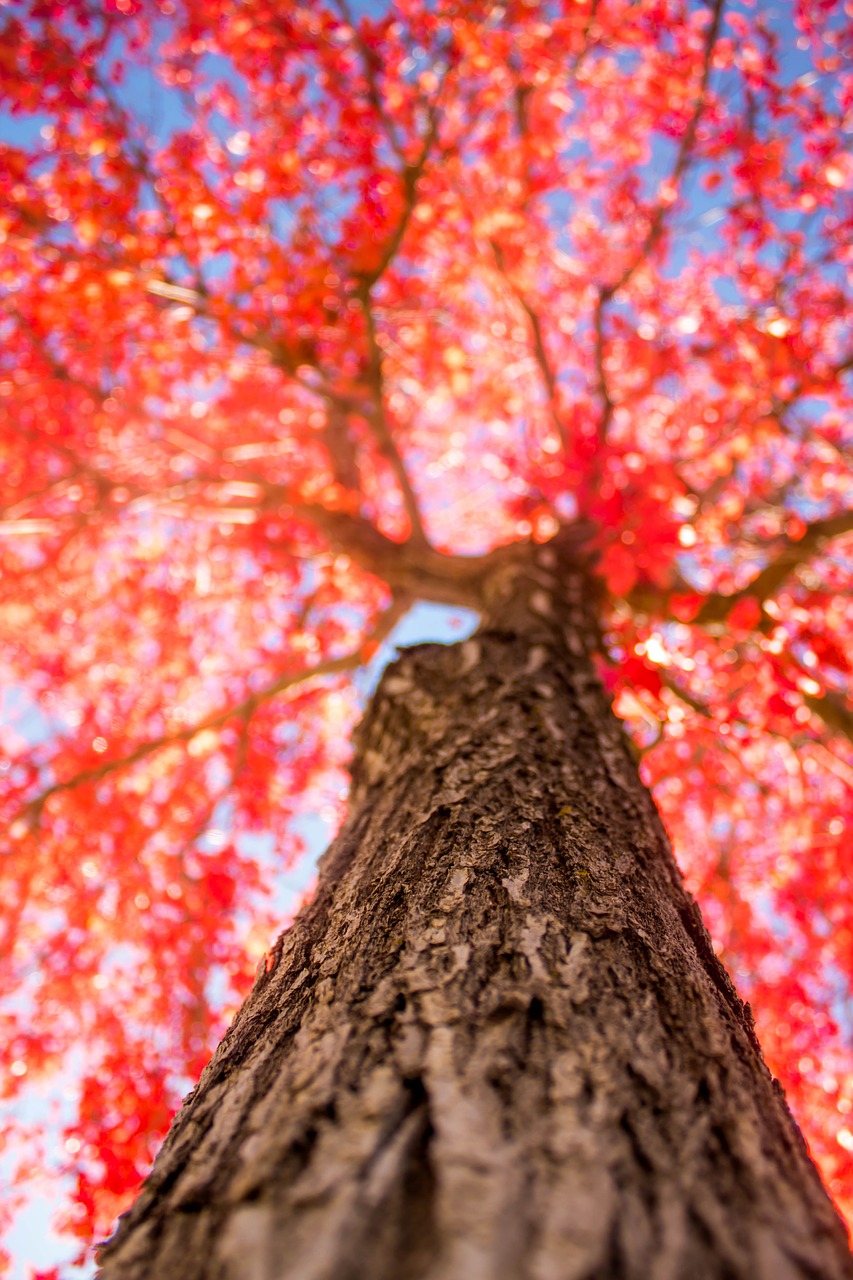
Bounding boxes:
490 240 570 459
591 0 725 454
333 0 407 161
357 109 440 293
600 0 726 302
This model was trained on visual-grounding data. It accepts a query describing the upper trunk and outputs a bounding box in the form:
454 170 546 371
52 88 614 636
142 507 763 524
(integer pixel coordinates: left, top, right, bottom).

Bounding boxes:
98 544 853 1280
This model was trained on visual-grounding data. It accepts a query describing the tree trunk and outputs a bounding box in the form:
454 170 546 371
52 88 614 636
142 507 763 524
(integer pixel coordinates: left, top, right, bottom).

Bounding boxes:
98 545 853 1280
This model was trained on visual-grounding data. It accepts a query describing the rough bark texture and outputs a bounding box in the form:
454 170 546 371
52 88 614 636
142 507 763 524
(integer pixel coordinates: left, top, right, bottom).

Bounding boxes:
98 547 853 1280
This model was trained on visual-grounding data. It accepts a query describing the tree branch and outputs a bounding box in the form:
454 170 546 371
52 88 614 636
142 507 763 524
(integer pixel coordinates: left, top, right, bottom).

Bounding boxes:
803 690 853 747
568 0 602 76
592 290 616 446
356 109 439 293
333 0 407 161
694 509 853 625
600 0 725 302
589 0 724 450
659 669 713 718
11 601 408 833
490 240 570 459
359 296 429 545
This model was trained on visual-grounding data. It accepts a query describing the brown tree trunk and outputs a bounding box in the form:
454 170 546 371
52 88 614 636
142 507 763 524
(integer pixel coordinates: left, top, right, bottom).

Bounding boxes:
98 546 853 1280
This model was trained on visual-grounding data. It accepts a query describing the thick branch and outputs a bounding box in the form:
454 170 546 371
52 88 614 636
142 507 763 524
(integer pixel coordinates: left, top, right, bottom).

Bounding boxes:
803 690 853 748
695 509 853 625
283 504 586 613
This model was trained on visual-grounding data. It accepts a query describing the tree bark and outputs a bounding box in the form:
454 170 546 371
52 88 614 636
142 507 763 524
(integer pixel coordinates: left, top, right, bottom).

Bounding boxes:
98 545 853 1280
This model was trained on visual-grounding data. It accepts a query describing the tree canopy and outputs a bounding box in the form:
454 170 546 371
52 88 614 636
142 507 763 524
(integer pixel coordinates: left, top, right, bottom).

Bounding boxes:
0 0 851 1273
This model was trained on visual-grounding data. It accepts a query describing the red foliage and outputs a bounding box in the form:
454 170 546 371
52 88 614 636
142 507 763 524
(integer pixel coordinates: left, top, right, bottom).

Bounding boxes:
0 0 851 1271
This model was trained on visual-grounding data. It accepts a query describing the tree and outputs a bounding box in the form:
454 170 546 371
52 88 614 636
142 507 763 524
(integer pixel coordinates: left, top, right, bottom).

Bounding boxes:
0 0 851 1274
